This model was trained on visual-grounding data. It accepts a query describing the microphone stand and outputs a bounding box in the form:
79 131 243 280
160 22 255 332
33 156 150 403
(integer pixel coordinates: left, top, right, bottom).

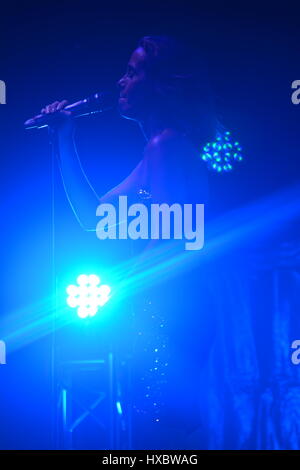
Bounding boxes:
48 126 59 449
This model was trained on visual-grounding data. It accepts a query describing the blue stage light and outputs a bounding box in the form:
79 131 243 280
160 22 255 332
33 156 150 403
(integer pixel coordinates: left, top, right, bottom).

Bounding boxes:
116 401 123 415
201 130 243 172
66 274 111 318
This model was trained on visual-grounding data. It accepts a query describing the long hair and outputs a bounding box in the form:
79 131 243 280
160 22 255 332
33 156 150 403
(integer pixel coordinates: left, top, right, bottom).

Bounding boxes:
138 35 218 148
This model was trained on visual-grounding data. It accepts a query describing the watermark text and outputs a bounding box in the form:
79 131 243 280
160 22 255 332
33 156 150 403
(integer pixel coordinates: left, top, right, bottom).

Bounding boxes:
0 80 6 104
0 340 6 364
96 196 204 250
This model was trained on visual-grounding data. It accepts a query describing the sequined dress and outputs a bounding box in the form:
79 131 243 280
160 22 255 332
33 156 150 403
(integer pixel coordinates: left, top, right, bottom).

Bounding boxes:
129 189 170 426
125 188 215 449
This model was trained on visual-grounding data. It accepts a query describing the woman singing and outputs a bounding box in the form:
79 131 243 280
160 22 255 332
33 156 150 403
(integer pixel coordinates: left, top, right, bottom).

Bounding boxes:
40 36 231 449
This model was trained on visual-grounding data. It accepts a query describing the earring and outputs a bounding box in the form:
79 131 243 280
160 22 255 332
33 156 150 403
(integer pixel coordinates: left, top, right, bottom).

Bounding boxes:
201 130 243 172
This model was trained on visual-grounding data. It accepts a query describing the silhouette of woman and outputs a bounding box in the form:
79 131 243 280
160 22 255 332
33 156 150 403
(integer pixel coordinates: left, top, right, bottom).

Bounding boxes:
41 36 222 449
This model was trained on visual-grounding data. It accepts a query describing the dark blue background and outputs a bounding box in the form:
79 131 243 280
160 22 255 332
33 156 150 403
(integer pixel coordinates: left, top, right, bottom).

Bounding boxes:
0 0 299 449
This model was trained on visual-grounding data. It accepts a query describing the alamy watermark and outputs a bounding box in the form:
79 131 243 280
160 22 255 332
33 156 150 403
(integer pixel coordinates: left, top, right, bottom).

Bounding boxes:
0 80 6 104
291 80 300 105
96 196 204 250
291 340 300 365
0 340 6 365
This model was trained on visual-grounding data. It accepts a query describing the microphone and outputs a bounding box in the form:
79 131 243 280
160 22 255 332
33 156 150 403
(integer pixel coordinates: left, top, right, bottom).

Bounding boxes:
24 91 116 129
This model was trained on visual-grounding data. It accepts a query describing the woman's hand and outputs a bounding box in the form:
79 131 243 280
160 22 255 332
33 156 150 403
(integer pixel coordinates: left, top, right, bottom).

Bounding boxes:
40 100 74 137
